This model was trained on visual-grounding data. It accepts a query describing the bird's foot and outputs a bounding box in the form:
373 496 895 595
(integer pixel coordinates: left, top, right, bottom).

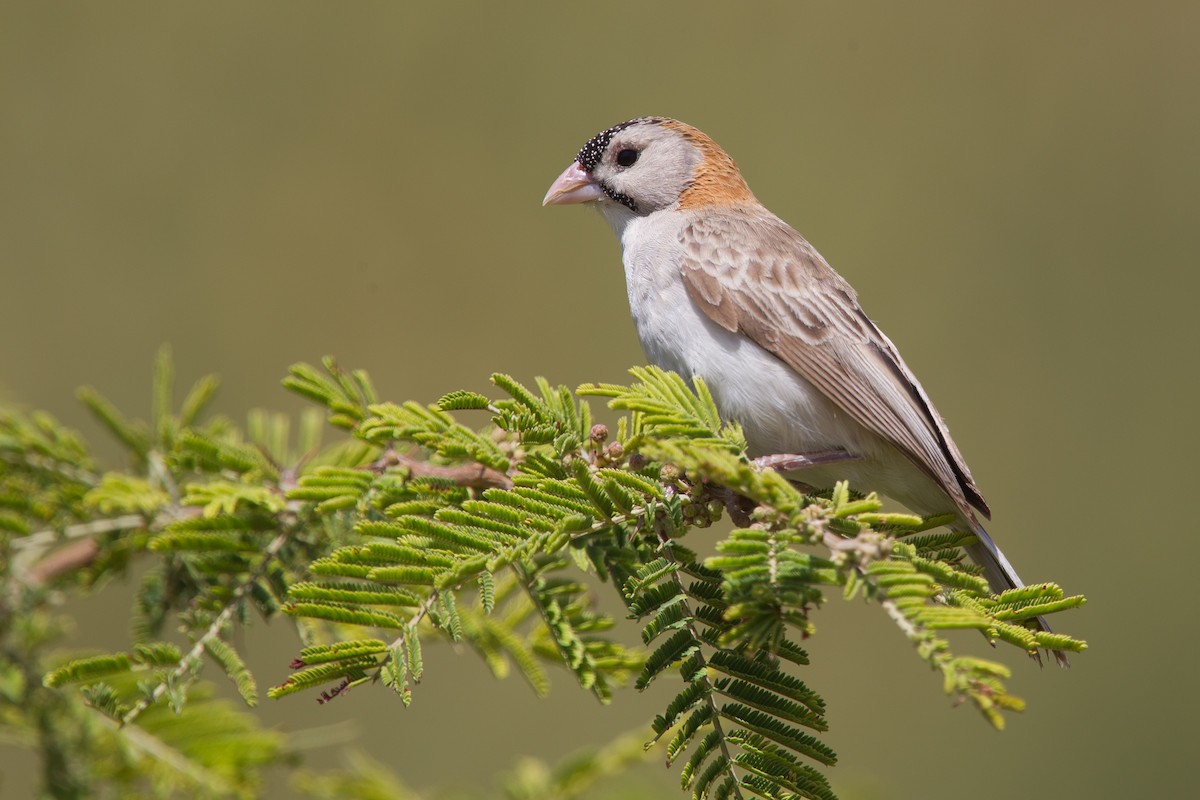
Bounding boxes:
752 449 860 472
709 486 758 527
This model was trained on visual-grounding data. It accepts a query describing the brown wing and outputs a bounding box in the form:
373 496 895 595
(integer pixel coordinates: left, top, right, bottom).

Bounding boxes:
679 209 990 519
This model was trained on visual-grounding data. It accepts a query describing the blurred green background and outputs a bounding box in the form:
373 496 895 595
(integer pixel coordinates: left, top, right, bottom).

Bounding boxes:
2 1 1197 797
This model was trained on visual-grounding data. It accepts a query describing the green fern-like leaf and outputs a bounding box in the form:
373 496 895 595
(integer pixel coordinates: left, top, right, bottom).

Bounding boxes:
44 653 134 688
16 357 1088 800
437 390 492 411
204 636 258 707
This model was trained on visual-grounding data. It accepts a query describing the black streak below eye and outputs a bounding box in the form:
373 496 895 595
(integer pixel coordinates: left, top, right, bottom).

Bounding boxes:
616 148 639 167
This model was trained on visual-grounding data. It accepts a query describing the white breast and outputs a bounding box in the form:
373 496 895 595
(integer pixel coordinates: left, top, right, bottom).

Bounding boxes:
609 210 860 455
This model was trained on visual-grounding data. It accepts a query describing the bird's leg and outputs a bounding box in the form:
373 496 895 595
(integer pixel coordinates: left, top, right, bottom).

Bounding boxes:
752 449 860 473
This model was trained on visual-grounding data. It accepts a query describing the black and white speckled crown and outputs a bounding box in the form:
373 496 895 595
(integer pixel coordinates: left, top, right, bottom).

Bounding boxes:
575 117 663 172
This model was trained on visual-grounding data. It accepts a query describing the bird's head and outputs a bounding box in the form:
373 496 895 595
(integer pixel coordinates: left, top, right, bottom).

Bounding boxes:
543 117 756 222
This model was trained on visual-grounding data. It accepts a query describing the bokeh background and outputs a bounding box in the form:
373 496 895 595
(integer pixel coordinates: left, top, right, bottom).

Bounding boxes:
2 1 1197 798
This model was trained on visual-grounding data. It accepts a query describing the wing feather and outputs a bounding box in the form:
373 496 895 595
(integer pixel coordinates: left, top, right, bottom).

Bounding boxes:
678 210 989 518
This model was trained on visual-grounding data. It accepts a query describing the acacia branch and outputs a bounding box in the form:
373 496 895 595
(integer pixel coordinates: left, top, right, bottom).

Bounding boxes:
121 525 292 726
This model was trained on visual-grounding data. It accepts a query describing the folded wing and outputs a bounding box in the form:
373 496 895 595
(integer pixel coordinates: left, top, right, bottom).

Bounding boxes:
678 210 989 520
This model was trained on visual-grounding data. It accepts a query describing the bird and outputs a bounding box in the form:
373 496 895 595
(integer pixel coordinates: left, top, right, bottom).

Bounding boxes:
543 116 1067 666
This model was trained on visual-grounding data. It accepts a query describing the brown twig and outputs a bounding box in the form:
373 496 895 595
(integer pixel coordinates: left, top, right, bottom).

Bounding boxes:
369 448 513 490
27 539 102 585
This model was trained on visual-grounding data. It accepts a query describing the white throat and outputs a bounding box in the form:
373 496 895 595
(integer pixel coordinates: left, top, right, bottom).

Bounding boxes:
594 201 640 239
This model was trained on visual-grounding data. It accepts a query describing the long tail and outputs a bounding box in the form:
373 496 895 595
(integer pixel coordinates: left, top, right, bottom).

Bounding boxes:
962 522 1071 668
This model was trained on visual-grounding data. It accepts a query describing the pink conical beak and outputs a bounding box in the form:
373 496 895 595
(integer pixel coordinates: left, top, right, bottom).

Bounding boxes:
542 161 606 206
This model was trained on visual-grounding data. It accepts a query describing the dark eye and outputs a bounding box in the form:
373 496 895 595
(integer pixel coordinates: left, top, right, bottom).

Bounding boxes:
616 148 639 167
